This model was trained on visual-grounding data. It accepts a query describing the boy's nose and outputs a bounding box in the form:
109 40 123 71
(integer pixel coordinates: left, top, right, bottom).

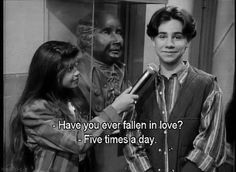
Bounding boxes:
165 37 175 47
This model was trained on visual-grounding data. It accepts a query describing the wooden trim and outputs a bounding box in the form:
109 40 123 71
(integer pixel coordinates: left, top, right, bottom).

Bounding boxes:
197 0 218 73
119 3 148 83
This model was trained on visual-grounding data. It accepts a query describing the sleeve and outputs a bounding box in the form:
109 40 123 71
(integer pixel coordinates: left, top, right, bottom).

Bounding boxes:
181 160 203 172
98 105 122 123
22 100 120 155
123 110 153 172
186 80 227 172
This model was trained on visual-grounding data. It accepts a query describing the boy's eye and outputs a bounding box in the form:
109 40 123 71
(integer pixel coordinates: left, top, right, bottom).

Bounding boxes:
173 34 184 39
157 34 167 39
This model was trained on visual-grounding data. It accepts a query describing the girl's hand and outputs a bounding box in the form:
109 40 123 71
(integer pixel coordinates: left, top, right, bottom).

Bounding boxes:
111 87 139 114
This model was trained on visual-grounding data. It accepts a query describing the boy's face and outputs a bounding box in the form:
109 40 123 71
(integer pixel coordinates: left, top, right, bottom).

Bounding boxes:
152 19 189 67
93 14 123 65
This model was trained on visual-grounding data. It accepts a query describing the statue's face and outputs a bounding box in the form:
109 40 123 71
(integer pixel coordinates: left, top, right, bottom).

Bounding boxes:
93 13 123 65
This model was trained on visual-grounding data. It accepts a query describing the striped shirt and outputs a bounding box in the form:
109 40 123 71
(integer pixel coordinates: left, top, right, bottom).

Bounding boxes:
124 61 227 172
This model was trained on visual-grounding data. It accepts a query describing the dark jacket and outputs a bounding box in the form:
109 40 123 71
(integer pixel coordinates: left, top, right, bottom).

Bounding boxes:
136 66 216 172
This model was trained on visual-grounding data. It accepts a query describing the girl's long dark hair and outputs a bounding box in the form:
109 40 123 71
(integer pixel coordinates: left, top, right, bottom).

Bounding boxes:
9 41 79 171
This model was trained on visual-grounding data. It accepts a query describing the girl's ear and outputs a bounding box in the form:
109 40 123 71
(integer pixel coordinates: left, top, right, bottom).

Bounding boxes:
57 71 64 88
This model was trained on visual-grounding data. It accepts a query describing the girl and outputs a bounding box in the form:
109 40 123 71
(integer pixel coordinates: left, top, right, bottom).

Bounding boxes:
9 41 137 172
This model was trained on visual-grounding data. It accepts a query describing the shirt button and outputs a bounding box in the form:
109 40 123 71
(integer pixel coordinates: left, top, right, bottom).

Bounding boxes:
95 105 102 112
159 92 162 95
164 130 167 134
158 148 162 152
162 111 165 114
94 89 100 96
164 151 167 155
158 169 161 172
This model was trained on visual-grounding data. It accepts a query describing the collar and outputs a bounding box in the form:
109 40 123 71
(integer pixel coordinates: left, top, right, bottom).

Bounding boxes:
158 61 189 85
92 58 125 77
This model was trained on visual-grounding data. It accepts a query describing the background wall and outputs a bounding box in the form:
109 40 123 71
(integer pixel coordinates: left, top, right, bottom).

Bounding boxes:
212 0 235 109
4 0 46 74
3 0 46 166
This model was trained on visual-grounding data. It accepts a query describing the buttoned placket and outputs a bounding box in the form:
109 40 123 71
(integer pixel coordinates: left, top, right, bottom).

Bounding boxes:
154 63 189 172
155 78 169 172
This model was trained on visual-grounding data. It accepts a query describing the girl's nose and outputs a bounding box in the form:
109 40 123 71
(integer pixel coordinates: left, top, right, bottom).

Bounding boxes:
73 69 80 77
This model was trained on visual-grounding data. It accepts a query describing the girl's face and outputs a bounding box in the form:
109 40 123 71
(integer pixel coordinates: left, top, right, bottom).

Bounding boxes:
61 59 80 89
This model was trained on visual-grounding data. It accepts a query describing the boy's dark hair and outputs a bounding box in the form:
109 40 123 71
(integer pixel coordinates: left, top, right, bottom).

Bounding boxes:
147 6 196 41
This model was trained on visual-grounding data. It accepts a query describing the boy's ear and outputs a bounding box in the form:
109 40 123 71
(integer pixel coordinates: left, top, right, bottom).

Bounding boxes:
185 42 190 48
152 40 155 47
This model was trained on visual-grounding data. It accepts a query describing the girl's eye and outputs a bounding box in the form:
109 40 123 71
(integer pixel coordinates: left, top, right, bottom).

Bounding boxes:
76 61 79 66
67 66 74 72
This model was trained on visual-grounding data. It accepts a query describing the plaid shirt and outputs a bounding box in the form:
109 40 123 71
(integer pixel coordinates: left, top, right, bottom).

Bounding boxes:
124 62 227 172
22 98 120 172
